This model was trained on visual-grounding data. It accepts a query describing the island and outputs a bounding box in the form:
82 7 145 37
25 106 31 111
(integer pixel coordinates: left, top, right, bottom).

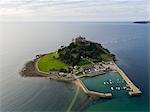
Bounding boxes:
21 36 142 98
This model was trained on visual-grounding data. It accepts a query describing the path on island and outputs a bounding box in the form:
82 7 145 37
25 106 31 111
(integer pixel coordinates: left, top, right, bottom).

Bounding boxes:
66 86 80 112
35 58 49 75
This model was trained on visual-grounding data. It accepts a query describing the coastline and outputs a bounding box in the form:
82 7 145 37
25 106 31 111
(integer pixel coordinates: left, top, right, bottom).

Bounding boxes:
20 54 109 81
20 59 47 77
20 54 113 99
20 56 76 83
21 53 142 98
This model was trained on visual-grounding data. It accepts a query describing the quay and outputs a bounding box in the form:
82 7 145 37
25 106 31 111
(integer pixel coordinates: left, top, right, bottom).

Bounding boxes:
114 63 142 96
74 78 112 99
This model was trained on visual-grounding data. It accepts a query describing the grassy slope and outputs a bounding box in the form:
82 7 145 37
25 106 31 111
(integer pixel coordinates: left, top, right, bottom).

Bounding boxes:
79 52 111 66
37 52 68 73
101 53 111 62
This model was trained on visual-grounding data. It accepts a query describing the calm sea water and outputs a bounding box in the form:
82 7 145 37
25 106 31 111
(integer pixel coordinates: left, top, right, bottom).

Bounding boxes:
0 22 149 112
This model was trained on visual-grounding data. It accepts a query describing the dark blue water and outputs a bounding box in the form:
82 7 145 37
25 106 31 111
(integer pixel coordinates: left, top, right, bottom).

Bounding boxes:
83 22 149 112
0 22 149 112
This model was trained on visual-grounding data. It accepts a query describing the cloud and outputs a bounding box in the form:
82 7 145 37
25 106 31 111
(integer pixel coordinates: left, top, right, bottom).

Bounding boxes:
0 0 149 21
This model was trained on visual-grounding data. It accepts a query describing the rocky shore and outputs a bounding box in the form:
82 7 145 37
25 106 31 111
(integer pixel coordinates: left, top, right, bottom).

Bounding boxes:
20 58 76 82
20 59 46 77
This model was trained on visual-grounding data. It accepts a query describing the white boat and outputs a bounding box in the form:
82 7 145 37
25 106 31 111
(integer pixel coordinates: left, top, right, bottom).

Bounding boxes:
123 86 127 90
104 82 106 85
126 88 131 91
110 87 114 91
110 81 113 84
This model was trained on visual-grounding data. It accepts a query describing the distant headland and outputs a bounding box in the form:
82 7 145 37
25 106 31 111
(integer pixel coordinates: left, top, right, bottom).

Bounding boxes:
133 21 150 24
21 36 142 98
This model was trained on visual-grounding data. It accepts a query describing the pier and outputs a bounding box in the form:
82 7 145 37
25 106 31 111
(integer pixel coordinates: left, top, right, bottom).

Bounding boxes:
74 78 112 99
114 63 142 96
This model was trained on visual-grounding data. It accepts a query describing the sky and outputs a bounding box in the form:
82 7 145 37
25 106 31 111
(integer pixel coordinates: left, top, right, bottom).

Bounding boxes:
0 0 149 21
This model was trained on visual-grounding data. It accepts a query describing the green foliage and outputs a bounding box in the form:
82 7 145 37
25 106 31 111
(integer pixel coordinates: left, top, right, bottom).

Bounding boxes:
101 53 111 62
37 38 114 74
58 39 112 66
59 68 68 73
78 58 91 66
76 72 83 76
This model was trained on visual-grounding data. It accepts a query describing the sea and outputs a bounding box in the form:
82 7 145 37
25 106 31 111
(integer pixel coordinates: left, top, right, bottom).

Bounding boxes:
0 22 149 112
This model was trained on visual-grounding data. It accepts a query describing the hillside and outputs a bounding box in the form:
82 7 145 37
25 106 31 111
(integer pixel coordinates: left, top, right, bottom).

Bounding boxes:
58 36 115 66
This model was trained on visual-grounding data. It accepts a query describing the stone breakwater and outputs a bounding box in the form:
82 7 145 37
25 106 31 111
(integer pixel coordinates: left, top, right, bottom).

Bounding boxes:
73 78 112 99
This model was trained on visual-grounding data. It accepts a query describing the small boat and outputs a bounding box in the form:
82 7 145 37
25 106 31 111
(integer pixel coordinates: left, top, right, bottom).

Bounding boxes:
126 88 130 91
104 82 106 85
110 81 112 84
115 86 120 90
123 86 127 90
110 87 114 91
106 82 109 85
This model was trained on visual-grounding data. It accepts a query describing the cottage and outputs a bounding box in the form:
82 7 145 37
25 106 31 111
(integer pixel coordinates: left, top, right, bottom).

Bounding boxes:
50 70 59 75
59 72 67 77
81 65 95 73
36 55 41 59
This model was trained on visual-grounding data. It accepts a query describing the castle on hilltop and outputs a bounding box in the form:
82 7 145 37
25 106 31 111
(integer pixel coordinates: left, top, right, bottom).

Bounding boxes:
72 36 86 43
